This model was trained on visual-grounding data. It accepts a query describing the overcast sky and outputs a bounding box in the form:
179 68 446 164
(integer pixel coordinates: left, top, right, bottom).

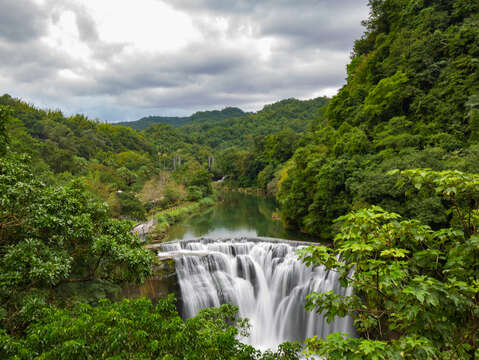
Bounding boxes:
0 0 370 122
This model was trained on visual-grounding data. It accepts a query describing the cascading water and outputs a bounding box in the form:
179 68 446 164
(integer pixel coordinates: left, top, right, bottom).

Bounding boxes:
158 237 354 350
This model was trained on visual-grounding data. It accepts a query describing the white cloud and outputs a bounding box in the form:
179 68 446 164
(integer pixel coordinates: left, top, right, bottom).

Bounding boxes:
84 0 200 53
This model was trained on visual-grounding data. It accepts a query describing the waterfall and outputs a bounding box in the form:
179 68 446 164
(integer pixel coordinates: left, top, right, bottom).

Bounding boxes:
158 237 354 350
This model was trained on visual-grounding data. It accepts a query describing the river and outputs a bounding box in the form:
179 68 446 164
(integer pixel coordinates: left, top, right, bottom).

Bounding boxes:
163 191 316 242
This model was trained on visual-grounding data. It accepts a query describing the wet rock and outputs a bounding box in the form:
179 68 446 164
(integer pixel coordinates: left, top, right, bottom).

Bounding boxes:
122 259 181 306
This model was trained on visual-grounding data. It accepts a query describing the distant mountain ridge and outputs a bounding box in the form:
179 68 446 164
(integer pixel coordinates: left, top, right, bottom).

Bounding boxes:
142 97 330 151
116 107 245 130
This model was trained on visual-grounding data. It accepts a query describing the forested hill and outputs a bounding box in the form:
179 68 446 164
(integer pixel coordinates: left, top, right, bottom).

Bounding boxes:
138 97 329 185
274 0 479 238
276 2 479 358
116 107 245 130
175 97 329 149
0 93 163 221
0 94 154 173
327 0 479 135
0 92 330 221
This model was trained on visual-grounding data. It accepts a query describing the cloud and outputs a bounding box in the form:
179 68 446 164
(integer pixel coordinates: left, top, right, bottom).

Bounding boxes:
170 0 367 51
0 0 370 122
0 0 48 42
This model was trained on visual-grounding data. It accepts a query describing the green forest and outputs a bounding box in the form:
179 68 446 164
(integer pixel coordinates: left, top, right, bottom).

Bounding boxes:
116 107 246 130
1 0 479 358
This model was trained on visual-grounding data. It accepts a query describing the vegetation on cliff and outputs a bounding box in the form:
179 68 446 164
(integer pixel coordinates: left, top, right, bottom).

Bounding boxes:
301 169 479 358
276 0 479 238
291 0 479 358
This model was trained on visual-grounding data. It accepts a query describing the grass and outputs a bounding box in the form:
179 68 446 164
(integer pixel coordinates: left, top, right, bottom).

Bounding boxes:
149 197 215 242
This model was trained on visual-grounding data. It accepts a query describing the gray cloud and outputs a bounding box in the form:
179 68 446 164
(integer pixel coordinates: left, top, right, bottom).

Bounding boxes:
0 40 73 83
74 9 100 42
170 0 368 51
0 0 48 42
0 0 369 122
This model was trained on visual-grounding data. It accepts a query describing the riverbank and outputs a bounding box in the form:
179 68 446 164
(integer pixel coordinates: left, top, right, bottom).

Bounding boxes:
215 183 267 196
152 191 317 243
146 197 215 243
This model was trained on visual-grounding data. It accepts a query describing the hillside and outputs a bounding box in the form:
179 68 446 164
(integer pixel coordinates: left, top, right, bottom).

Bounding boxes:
167 96 329 189
0 93 329 219
116 107 245 130
0 94 160 221
0 94 154 172
276 2 479 358
276 0 479 237
140 97 330 188
176 97 329 149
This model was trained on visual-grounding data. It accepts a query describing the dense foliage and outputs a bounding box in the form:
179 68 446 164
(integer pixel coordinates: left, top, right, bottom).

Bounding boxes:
269 1 479 357
0 94 159 220
0 155 155 334
1 91 330 219
140 97 329 188
0 116 300 359
117 107 245 130
179 98 328 150
0 94 218 221
276 0 479 238
207 98 329 188
0 105 11 156
1 296 300 360
300 169 479 359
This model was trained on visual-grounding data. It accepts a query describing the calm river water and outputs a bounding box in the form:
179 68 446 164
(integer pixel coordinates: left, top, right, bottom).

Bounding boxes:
163 191 316 242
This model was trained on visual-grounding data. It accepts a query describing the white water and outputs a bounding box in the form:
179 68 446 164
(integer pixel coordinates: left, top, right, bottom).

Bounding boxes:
158 238 354 350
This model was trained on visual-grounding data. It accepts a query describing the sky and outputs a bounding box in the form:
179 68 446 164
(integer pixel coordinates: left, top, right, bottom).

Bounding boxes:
0 0 370 122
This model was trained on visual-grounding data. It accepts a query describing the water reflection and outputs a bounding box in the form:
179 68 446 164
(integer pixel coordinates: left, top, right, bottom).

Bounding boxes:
164 192 315 242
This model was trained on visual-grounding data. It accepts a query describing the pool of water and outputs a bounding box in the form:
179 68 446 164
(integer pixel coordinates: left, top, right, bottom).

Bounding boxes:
163 191 316 242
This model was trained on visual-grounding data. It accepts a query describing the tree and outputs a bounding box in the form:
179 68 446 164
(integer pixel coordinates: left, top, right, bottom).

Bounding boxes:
117 166 138 188
0 296 301 359
467 94 479 143
0 105 11 155
299 169 479 359
182 161 213 196
0 156 154 334
1 297 246 359
264 129 299 165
